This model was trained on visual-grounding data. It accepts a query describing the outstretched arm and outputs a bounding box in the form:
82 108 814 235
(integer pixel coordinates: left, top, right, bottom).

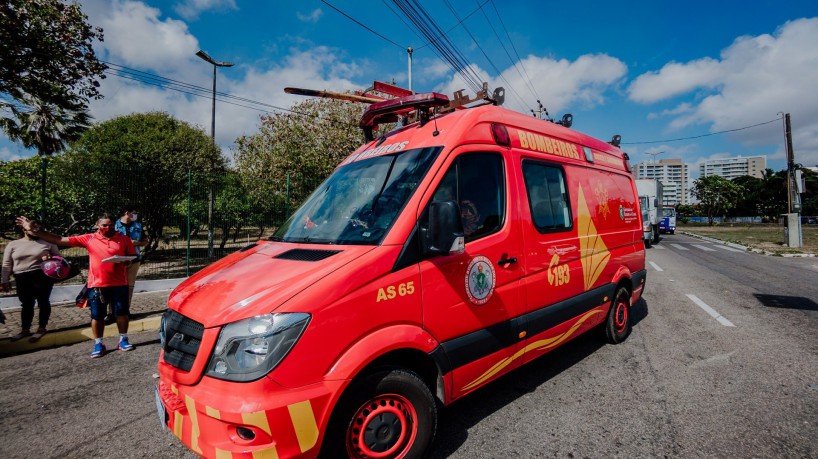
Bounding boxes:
16 216 72 247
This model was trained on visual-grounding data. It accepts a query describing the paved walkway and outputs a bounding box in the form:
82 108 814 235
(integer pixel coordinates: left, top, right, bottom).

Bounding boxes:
0 290 170 356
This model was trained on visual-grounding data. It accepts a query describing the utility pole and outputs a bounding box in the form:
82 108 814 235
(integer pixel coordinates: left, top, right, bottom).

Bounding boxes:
407 47 413 93
531 100 544 119
782 112 802 247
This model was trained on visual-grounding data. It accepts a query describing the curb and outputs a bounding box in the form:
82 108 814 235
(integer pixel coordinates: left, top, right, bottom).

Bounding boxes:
0 315 162 357
678 231 817 257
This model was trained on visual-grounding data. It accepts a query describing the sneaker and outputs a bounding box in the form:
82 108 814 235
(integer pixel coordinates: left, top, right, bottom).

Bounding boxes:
10 331 32 342
91 342 106 358
29 329 47 343
118 337 134 351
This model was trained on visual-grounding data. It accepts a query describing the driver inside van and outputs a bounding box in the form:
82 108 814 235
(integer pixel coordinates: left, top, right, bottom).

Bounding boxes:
460 199 480 236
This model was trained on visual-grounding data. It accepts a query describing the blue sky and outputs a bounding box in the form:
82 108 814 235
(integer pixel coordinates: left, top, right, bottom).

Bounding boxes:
3 0 818 175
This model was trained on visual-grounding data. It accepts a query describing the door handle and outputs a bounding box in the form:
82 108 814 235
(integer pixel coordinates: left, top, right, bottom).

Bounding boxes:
497 256 517 266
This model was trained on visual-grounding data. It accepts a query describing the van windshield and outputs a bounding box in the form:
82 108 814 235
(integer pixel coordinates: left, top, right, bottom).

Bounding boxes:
662 207 676 217
272 147 441 245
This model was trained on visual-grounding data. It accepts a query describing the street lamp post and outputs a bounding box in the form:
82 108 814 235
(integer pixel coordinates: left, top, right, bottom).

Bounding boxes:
643 151 665 178
196 50 233 258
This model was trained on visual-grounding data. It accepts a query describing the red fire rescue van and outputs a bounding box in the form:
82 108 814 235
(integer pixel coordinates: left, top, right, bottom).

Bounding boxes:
155 87 647 458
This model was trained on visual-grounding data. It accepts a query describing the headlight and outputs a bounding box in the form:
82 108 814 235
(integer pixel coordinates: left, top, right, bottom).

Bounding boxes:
206 313 310 382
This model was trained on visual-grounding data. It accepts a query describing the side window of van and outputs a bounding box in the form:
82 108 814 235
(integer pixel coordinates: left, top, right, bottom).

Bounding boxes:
432 153 505 242
523 161 572 232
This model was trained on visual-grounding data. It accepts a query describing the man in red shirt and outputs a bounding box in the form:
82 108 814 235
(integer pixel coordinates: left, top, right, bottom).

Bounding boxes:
17 214 137 357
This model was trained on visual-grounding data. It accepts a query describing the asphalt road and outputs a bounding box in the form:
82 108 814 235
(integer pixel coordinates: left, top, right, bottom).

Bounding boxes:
1 233 817 458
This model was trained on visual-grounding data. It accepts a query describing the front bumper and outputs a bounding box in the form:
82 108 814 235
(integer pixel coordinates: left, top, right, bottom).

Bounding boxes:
155 367 345 459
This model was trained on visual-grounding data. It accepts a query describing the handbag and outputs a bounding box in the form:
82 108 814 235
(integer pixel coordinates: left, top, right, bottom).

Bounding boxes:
76 283 89 308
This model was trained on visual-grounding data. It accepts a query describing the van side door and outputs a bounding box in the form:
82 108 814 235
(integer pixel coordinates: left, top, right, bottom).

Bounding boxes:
419 149 526 401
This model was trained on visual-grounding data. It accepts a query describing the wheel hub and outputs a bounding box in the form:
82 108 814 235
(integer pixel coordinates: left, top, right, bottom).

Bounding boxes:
348 394 417 458
615 301 628 331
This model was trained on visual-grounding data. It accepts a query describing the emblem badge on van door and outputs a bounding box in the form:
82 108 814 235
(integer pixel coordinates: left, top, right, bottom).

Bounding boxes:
465 255 496 305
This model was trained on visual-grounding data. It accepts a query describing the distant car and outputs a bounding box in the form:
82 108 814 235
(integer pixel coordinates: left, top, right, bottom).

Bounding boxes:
801 216 817 224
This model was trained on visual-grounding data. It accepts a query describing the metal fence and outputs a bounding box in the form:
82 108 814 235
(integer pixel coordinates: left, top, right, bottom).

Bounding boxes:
1 162 324 295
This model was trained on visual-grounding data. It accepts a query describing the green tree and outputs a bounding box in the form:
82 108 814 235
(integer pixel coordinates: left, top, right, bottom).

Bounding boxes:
730 175 764 217
757 168 788 221
691 175 742 226
0 0 106 106
799 168 818 216
234 97 365 232
0 94 92 223
59 112 226 259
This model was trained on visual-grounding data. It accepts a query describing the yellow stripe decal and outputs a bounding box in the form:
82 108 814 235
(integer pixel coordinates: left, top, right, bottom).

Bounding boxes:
215 448 232 459
242 410 272 436
205 406 221 420
461 309 603 391
288 400 319 452
173 411 183 439
171 385 178 395
252 447 280 459
185 395 202 454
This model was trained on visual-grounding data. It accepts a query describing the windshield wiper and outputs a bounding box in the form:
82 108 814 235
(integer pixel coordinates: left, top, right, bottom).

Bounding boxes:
370 156 398 214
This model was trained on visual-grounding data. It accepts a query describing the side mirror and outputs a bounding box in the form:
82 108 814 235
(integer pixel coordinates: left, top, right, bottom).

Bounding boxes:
422 200 465 256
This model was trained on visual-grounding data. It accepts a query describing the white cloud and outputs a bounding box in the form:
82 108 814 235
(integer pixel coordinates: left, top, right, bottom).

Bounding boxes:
296 8 323 23
0 145 29 162
80 1 371 160
628 58 723 104
174 0 237 21
435 53 627 116
628 18 818 166
98 1 199 72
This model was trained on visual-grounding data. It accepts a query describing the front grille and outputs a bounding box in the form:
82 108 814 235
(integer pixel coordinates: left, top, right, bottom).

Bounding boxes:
161 310 204 372
275 248 341 262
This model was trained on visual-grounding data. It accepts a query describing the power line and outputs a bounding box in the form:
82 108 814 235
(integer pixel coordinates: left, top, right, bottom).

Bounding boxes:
440 0 530 111
486 0 541 104
101 63 360 129
391 0 484 93
320 0 405 50
621 117 783 145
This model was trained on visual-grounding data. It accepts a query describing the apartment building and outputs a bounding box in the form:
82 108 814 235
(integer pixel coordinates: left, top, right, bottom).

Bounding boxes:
699 155 766 179
634 158 689 205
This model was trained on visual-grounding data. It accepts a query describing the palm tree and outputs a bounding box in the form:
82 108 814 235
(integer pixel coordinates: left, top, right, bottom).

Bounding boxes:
0 93 91 223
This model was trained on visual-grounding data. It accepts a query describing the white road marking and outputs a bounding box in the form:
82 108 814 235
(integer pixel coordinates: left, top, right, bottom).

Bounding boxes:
715 245 744 253
692 244 716 252
649 261 664 272
670 244 689 251
686 294 735 327
652 245 666 250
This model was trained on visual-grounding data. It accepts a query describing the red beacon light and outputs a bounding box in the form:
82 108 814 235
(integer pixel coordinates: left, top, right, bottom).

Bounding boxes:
360 92 450 141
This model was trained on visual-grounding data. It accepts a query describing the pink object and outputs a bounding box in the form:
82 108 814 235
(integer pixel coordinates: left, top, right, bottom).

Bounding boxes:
42 256 71 280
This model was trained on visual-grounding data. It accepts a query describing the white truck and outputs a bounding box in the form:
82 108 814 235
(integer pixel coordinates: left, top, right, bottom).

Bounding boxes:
635 178 663 247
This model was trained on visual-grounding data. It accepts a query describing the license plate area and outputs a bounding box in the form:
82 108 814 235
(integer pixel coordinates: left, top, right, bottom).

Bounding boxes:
154 385 168 431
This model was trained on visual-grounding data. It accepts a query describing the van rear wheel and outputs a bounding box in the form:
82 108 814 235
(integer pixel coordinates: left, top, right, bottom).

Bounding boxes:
322 369 437 459
604 287 632 344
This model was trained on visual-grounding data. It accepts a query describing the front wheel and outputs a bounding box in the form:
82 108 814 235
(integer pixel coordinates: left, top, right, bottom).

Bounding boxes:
322 369 437 459
604 286 632 344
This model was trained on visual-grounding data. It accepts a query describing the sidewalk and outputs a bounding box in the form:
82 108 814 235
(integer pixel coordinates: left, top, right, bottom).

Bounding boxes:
0 289 171 357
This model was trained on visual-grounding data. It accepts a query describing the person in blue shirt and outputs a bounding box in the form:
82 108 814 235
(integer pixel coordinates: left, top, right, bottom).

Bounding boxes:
112 205 148 312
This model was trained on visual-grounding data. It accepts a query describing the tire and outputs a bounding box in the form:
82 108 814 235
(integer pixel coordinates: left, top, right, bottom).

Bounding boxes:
321 369 437 459
604 286 632 344
644 237 651 248
652 225 660 243
670 230 675 235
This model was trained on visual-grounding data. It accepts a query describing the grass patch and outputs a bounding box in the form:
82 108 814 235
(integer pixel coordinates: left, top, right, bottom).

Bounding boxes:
680 223 818 255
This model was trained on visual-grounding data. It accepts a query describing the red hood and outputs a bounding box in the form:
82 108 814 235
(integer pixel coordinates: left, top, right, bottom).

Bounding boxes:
168 242 376 327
